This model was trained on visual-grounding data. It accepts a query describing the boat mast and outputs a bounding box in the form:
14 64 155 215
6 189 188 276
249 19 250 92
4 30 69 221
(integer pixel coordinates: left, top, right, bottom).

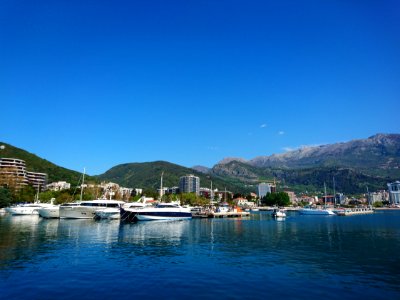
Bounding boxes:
80 167 86 201
210 180 213 206
324 182 327 207
35 184 40 203
159 171 164 201
333 176 336 206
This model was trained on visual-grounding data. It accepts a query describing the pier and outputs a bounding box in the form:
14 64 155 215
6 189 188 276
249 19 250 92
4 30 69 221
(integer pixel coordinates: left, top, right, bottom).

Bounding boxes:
192 211 250 218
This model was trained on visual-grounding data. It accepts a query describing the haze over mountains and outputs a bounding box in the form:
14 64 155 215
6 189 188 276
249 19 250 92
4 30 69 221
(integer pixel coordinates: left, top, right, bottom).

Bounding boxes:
1 133 399 194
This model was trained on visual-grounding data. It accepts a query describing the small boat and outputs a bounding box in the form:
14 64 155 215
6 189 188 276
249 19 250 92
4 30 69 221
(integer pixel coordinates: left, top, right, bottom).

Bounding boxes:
121 202 192 222
216 203 230 213
271 208 286 218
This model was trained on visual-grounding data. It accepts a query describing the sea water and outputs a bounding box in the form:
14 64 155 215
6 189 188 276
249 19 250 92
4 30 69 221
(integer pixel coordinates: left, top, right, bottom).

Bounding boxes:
0 211 399 299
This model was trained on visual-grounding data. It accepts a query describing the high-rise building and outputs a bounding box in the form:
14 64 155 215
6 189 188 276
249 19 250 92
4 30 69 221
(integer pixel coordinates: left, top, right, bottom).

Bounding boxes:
258 182 272 198
387 181 400 205
179 174 200 195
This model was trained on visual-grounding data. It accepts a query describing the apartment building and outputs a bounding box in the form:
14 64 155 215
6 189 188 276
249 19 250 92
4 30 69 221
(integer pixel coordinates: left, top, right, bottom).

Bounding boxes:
0 157 47 190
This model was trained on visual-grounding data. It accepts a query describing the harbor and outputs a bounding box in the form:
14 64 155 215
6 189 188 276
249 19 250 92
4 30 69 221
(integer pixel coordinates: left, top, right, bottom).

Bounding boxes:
1 210 399 300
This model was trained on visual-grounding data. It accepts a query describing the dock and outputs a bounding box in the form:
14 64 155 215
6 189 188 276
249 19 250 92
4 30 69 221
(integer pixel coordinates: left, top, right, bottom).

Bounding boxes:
192 211 250 218
336 208 374 216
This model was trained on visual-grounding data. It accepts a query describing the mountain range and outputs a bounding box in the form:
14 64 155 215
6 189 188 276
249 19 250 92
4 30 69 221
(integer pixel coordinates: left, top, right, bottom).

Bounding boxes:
1 133 399 195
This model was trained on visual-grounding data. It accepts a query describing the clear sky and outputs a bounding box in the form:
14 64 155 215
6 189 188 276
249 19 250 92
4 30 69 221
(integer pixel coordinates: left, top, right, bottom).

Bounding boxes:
1 0 399 175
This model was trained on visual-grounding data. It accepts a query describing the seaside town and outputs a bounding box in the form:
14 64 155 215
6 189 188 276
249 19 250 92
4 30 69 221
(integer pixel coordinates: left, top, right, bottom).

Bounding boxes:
1 157 399 220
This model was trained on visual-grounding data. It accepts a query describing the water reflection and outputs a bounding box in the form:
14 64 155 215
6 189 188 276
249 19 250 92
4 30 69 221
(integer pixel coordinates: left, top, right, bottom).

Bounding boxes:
119 220 188 244
1 211 399 294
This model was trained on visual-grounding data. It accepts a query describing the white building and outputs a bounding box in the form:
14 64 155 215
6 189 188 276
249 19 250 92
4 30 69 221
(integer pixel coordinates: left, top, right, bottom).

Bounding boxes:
258 182 272 198
368 190 388 205
235 197 255 208
46 181 71 191
387 181 400 205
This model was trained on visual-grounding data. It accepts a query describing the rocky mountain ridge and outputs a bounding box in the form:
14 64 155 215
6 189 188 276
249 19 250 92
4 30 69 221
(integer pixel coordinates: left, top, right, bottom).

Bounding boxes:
217 134 400 176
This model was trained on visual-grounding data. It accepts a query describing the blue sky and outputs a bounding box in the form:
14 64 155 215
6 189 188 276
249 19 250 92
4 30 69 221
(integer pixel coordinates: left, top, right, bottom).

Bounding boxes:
1 0 399 175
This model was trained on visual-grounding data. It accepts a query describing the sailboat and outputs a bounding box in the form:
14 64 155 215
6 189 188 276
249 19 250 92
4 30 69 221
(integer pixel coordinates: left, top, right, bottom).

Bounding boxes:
299 183 335 215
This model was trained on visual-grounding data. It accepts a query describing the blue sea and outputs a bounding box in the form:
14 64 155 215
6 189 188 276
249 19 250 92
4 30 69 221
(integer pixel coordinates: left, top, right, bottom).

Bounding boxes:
0 210 399 300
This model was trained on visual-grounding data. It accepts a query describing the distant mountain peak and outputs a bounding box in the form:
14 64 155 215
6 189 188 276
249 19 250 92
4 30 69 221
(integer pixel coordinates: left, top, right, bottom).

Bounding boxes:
246 133 400 169
191 165 211 174
218 157 248 165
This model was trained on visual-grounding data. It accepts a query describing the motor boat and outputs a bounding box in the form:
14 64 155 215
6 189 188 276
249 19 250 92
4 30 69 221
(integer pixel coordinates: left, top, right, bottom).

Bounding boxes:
6 203 54 215
38 203 80 218
38 205 60 218
59 199 125 219
299 207 335 215
121 202 192 222
271 208 286 218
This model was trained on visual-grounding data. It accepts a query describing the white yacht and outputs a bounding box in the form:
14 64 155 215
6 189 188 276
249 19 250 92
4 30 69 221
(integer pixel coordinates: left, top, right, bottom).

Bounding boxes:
38 205 59 218
38 203 80 218
6 203 54 215
299 207 336 216
299 207 336 215
272 208 286 218
59 199 126 219
120 198 154 222
121 202 192 222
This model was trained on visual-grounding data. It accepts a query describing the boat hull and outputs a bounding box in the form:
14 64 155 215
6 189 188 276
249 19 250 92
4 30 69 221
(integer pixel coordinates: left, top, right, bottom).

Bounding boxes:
59 206 98 219
299 208 335 215
336 208 374 216
6 206 41 215
120 207 192 222
136 212 192 221
94 208 121 220
38 207 60 218
272 212 286 218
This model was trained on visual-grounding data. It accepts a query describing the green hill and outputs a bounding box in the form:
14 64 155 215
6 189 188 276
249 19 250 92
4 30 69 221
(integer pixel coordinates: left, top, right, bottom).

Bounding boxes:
0 142 93 186
1 138 397 196
96 161 252 194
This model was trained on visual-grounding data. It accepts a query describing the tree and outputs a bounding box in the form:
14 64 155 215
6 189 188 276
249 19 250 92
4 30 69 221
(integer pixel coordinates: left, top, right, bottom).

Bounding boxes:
261 192 291 207
0 187 12 208
16 185 37 203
